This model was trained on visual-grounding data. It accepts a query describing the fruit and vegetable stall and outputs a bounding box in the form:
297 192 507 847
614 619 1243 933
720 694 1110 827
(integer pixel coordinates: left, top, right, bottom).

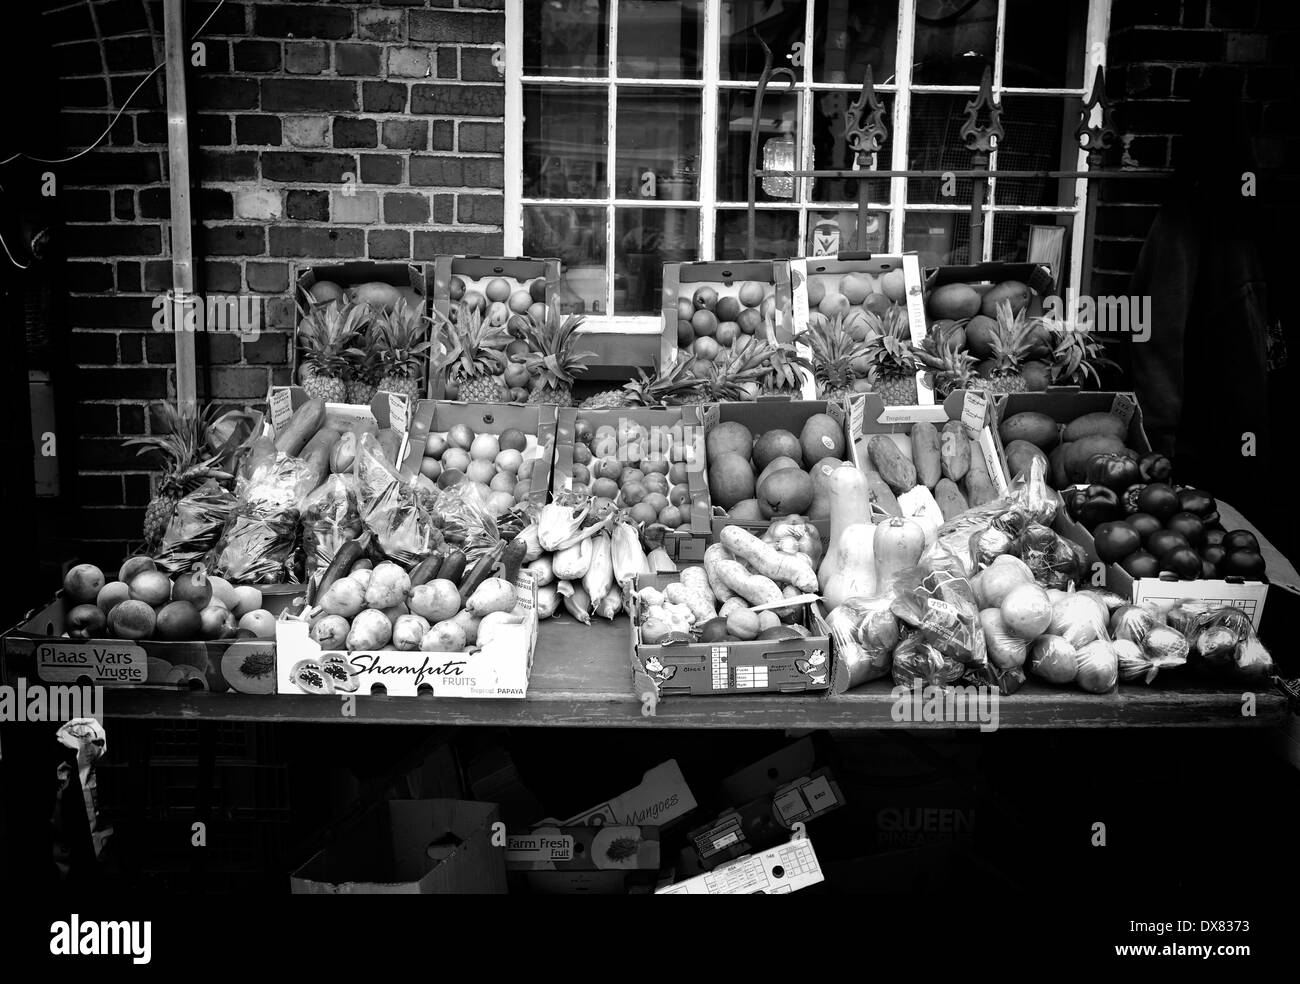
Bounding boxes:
5 258 1297 734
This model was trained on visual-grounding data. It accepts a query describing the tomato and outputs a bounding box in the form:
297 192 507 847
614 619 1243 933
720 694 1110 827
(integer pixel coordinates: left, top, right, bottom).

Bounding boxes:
1127 512 1162 541
1165 511 1204 547
1202 528 1226 548
1220 530 1260 554
1121 549 1160 578
1220 549 1266 580
1136 482 1180 521
1161 547 1202 580
1146 529 1190 560
1201 544 1226 572
1201 559 1218 579
1176 488 1217 518
1093 521 1142 563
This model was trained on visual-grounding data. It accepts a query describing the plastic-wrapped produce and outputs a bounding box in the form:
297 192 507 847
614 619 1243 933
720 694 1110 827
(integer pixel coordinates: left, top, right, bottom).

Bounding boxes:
153 480 237 574
1048 592 1110 650
1109 604 1163 647
300 474 364 580
209 452 316 583
1030 634 1078 686
1185 607 1273 683
1074 639 1119 694
827 596 901 693
891 631 966 689
890 569 986 668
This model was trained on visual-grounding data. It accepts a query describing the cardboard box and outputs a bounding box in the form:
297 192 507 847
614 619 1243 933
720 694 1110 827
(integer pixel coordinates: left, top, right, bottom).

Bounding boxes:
276 575 538 698
701 398 856 543
790 253 931 404
2 587 300 692
404 398 558 506
267 384 419 479
506 824 660 894
688 768 844 870
922 260 1056 317
291 799 507 894
656 837 824 894
719 736 819 804
552 405 711 563
662 259 794 370
559 760 697 828
630 571 832 698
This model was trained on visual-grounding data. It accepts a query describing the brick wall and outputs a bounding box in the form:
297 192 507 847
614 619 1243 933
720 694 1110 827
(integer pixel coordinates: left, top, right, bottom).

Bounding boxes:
1092 0 1300 297
49 0 508 563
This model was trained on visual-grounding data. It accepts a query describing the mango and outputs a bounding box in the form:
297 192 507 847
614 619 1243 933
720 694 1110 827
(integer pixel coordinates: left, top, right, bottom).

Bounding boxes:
979 280 1030 318
1063 412 1127 443
927 283 980 320
999 411 1060 452
1004 439 1049 481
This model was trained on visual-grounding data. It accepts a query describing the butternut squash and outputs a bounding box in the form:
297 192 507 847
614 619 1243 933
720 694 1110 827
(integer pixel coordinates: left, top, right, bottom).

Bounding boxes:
872 517 926 591
822 524 877 610
818 466 871 591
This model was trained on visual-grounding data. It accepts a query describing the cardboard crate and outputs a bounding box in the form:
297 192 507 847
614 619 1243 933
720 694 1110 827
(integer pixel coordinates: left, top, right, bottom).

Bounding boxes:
276 575 538 698
267 384 419 480
404 399 558 506
2 586 299 692
506 824 661 894
552 404 711 564
292 260 430 375
922 260 1056 318
291 799 507 894
630 571 831 698
992 390 1297 630
702 399 856 543
656 837 825 894
662 259 794 371
790 253 930 404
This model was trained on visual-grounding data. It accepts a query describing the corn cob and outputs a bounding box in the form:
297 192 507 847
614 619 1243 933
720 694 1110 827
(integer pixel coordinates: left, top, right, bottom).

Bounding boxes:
583 532 614 608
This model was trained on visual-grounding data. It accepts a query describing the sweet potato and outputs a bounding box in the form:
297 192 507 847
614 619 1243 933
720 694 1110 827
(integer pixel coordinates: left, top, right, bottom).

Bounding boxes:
940 420 970 482
702 545 737 602
867 435 917 494
710 558 784 607
910 421 941 489
665 579 715 625
717 525 818 593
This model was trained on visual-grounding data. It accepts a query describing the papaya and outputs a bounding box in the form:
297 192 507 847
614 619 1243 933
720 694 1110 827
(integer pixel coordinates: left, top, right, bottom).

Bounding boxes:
1049 442 1069 489
867 435 917 494
274 398 327 455
934 478 969 521
910 421 941 489
1003 439 1049 481
863 467 901 518
999 411 1059 452
964 440 999 506
1062 412 1127 444
940 420 970 482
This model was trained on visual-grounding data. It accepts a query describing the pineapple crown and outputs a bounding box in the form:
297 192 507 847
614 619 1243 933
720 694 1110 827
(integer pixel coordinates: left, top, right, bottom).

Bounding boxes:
433 301 508 382
917 333 979 397
622 358 706 407
984 299 1038 377
1042 310 1119 386
693 340 776 401
763 341 812 392
372 296 434 379
799 314 871 388
297 298 371 377
508 308 595 390
124 402 230 488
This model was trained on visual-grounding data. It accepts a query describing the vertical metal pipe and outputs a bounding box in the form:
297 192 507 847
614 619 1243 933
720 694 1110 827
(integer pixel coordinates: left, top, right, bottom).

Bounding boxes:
163 0 196 412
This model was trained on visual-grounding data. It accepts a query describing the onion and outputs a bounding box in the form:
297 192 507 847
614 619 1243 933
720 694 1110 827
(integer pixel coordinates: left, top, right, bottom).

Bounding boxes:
1110 604 1161 646
1030 634 1077 685
1000 582 1053 640
1049 594 1105 649
973 555 1034 609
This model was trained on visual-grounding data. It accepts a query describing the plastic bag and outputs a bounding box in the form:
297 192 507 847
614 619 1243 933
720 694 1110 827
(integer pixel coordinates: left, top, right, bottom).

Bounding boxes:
153 480 237 574
890 568 986 668
1048 592 1110 650
1074 639 1119 693
891 631 966 689
827 595 901 693
1010 522 1087 589
355 431 404 510
362 480 440 569
1186 607 1273 683
300 473 364 580
935 457 1058 575
235 451 317 518
209 452 316 582
1110 604 1163 647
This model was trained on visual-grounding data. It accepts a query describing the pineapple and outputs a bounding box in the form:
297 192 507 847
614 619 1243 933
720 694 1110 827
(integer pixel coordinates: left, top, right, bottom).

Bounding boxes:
918 334 981 398
297 299 368 403
1044 310 1117 387
758 341 812 397
435 302 509 402
345 326 381 404
373 296 434 402
970 300 1038 396
509 309 595 407
685 341 776 403
124 403 231 551
862 304 921 405
580 357 706 409
799 315 870 403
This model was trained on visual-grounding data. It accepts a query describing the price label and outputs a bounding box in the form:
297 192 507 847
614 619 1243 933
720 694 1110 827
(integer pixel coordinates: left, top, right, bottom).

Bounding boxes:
1109 394 1136 429
269 387 295 436
788 259 811 335
961 389 989 438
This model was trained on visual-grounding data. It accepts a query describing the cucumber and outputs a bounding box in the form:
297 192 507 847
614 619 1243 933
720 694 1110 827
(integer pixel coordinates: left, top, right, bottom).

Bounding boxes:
499 537 528 583
316 539 363 601
275 398 327 456
459 544 504 604
437 549 466 584
409 550 445 587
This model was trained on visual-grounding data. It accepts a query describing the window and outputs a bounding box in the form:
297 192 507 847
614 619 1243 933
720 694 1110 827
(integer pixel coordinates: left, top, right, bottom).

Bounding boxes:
505 0 1111 330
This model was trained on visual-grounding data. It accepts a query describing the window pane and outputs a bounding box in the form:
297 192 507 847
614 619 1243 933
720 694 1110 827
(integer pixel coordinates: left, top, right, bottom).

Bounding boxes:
523 85 608 199
523 205 608 314
992 213 1071 281
616 207 700 315
524 0 609 77
807 208 889 255
715 209 798 260
616 88 702 199
906 94 978 205
913 0 996 86
809 87 892 204
814 0 898 84
993 96 1077 209
719 0 807 82
903 211 973 267
716 89 799 203
1004 0 1088 89
617 0 704 79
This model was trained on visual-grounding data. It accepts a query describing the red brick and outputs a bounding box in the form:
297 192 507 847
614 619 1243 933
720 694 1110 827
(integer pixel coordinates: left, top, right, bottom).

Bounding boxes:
60 114 113 148
461 48 501 82
202 225 268 256
437 47 458 79
262 78 358 112
123 474 152 507
1109 27 1225 62
432 121 454 150
111 74 163 109
412 84 503 116
409 9 504 43
458 122 503 152
65 225 163 258
460 0 504 7
243 331 291 364
203 260 244 292
368 229 411 259
70 262 116 292
197 114 233 146
286 42 330 75
234 40 282 72
63 190 112 222
270 226 367 258
191 39 232 72
118 262 143 292
194 76 260 110
197 150 258 182
363 81 408 112
59 77 109 108
56 41 103 76
334 117 378 148
119 405 146 434
197 332 244 365
69 296 159 329
79 474 125 507
189 0 247 35
75 402 123 438
143 260 172 292
410 156 503 187
287 189 330 220
65 151 162 185
414 230 503 257
262 151 355 182
358 7 406 42
77 369 169 401
382 119 428 149
360 153 404 184
247 262 290 292
236 114 282 145
336 42 383 76
74 332 119 366
113 190 135 220
120 330 145 364
255 3 354 39
146 332 177 363
384 192 430 223
44 2 95 41
1125 64 1172 98
433 194 454 223
210 367 271 399
140 188 234 221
